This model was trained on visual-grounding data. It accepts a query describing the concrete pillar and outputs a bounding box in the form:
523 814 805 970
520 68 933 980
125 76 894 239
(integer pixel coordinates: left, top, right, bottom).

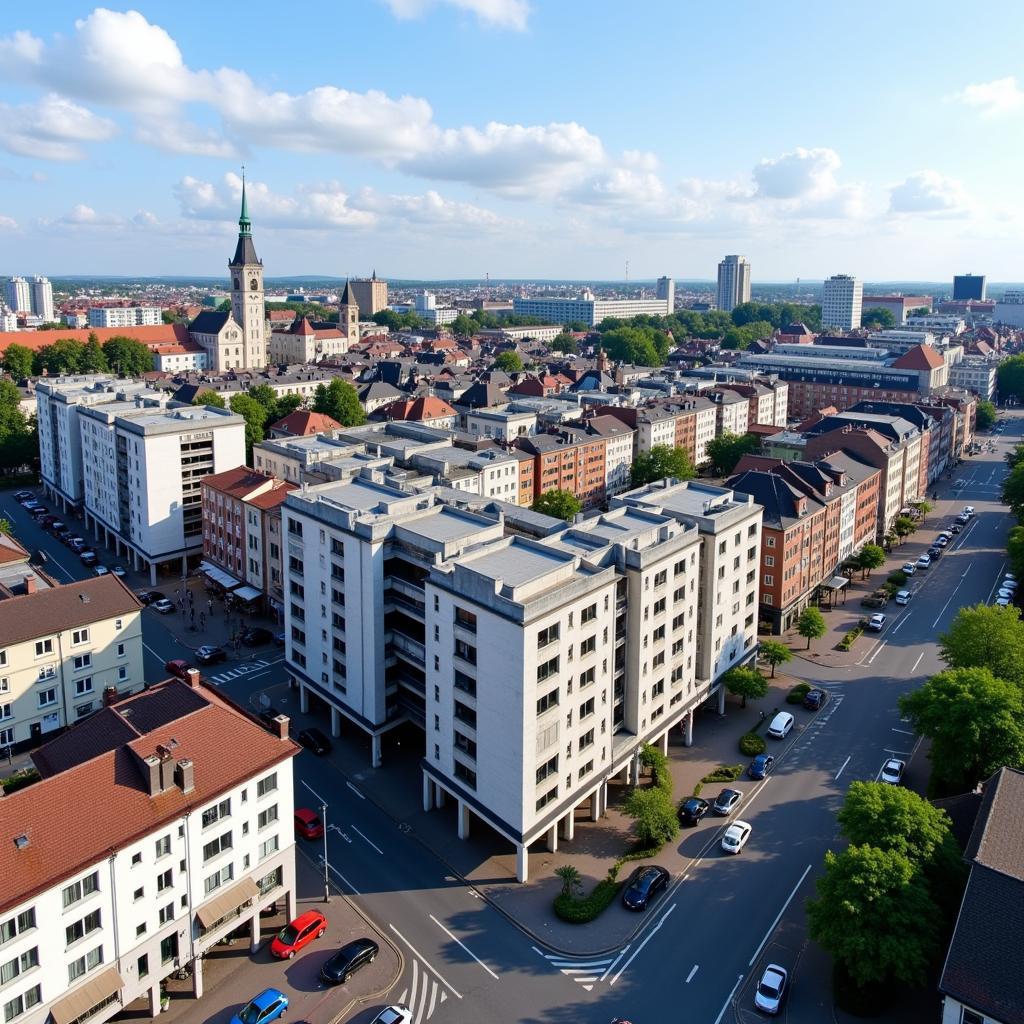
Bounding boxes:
371 733 382 768
330 706 341 738
299 685 309 714
516 843 529 883
590 787 601 821
683 711 694 747
660 730 669 756
562 807 575 842
434 785 445 810
285 886 295 922
181 555 188 578
457 800 471 840
147 984 160 1019
423 774 433 813
191 953 203 1000
620 762 631 786
249 909 262 953
632 750 643 785
149 562 157 587
546 823 558 853
717 685 726 715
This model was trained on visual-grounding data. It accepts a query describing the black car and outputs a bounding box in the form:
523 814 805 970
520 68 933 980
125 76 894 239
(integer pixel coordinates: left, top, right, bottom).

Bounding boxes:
712 788 743 816
297 727 332 756
621 865 670 911
678 797 710 826
136 590 162 606
242 627 274 647
79 551 98 567
803 687 828 711
950 522 963 534
196 645 228 665
928 545 943 559
259 705 284 729
320 938 379 985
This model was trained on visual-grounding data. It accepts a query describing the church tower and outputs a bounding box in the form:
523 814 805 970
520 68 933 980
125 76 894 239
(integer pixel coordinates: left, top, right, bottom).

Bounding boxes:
339 279 359 343
229 174 267 367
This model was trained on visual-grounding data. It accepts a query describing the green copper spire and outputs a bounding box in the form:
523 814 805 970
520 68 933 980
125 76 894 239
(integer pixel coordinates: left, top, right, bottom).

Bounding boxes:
238 167 251 236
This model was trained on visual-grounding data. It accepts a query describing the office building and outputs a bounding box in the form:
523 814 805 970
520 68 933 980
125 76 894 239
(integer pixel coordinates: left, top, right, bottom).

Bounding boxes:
952 274 986 302
87 307 162 328
0 673 297 1024
716 256 751 313
821 274 863 331
948 357 999 401
4 277 31 314
994 291 1024 328
861 295 932 325
349 274 388 316
656 276 675 311
31 277 54 323
511 289 671 327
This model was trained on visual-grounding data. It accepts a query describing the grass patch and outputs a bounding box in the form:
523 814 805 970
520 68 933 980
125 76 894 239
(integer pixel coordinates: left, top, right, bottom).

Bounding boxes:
837 627 863 651
786 682 811 704
692 781 703 797
701 763 744 784
739 732 766 756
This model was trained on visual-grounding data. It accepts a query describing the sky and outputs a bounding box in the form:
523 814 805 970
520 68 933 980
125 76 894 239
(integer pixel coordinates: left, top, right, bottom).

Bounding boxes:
2 0 1024 281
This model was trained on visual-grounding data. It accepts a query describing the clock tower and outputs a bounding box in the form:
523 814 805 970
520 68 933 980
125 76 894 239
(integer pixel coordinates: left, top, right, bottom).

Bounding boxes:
228 174 267 368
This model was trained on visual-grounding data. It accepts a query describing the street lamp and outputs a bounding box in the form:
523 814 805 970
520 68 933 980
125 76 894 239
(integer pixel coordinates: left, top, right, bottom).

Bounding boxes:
301 780 330 903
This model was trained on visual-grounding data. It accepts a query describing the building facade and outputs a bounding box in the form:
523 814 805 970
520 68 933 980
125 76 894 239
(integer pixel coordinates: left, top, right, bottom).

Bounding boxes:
952 274 986 301
349 274 388 316
511 291 671 327
88 308 162 328
716 256 751 313
821 274 863 331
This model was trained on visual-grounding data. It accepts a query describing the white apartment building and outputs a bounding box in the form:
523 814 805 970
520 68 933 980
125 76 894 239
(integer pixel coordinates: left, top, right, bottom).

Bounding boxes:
0 576 144 754
656 276 675 311
821 274 863 331
948 357 999 401
411 447 521 504
4 277 31 314
78 403 246 584
476 325 563 344
0 304 18 332
464 409 537 441
512 290 671 327
716 255 751 313
267 320 350 365
587 415 635 497
0 675 297 1024
31 278 54 323
710 390 749 436
635 407 678 453
87 307 162 328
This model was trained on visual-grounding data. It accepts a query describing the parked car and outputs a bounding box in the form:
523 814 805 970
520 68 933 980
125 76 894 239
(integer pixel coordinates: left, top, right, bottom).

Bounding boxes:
895 589 911 606
294 808 324 840
712 788 743 816
754 964 789 1015
916 553 932 569
68 536 86 550
963 505 975 517
196 645 227 665
164 659 191 681
270 909 327 960
957 513 970 525
13 490 33 501
152 597 174 614
297 727 332 756
40 514 57 528
621 865 670 911
950 522 963 534
111 566 127 579
1002 578 1019 591
136 590 160 605
928 545 943 559
678 797 710 826
320 938 379 985
803 687 828 710
996 597 1012 607
242 626 274 647
28 505 49 518
79 551 98 567
868 613 887 631
901 562 917 576
47 520 65 534
93 565 109 576
767 711 794 739
370 1007 413 1024
747 753 775 779
721 820 752 854
880 758 905 785
998 588 1016 600
230 988 288 1024
936 535 949 547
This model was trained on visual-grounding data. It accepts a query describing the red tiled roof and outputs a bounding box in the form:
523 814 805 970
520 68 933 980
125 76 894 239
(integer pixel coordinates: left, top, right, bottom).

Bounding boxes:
892 344 945 370
200 466 277 501
246 480 297 510
375 396 456 421
0 324 187 354
0 533 30 566
269 410 342 437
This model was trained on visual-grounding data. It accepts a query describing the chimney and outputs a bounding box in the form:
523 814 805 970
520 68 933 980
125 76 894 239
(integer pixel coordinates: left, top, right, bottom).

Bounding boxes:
143 754 163 796
174 758 195 795
271 714 290 741
185 668 202 689
102 685 118 707
23 575 36 595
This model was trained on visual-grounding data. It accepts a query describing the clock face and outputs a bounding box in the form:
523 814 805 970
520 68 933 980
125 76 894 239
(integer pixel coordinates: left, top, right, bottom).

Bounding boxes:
250 278 259 291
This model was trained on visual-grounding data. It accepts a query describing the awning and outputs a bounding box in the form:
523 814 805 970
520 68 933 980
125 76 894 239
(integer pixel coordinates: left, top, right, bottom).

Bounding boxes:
195 877 259 930
49 967 124 1024
232 585 263 603
823 575 850 590
198 561 242 591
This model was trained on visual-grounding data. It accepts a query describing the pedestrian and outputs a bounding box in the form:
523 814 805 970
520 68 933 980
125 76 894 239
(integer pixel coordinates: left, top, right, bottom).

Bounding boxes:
207 599 213 616
759 709 766 723
199 612 206 630
188 590 194 606
177 597 184 611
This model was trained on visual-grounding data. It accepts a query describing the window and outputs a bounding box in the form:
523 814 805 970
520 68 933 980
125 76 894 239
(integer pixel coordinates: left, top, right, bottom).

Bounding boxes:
201 798 231 828
37 688 57 708
115 619 123 631
287 519 303 537
118 666 128 681
35 666 54 682
536 688 559 715
537 656 559 683
454 639 477 665
204 865 234 896
536 786 558 811
3 984 40 1023
453 761 476 789
259 835 279 861
579 729 595 751
67 945 103 984
131 852 142 866
72 653 92 672
653 597 666 615
581 603 597 624
133 887 143 902
257 773 278 797
159 933 178 966
579 697 595 720
453 670 476 696
33 639 53 658
580 635 596 656
454 701 476 728
764 556 775 567
537 623 559 648
536 755 558 784
155 835 171 858
258 805 279 829
579 667 595 688
65 909 101 947
0 708 10 725
71 628 90 645
763 574 774 586
454 732 477 759
137 954 149 980
0 948 38 986
158 903 175 926
579 760 594 780
653 570 667 588
0 911 33 948
75 677 93 697
959 1012 983 1024
454 607 477 633
61 872 99 910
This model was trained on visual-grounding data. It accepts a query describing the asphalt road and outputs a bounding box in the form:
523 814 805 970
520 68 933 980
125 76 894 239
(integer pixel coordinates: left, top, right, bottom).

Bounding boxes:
3 413 1016 1024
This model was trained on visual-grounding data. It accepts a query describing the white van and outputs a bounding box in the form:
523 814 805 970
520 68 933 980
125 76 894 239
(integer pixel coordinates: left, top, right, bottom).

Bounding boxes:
767 711 794 739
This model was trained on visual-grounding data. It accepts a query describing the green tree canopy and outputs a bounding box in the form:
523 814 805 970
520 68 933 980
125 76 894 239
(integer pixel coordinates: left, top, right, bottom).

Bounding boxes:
722 665 768 708
758 639 792 677
997 355 1024 401
311 378 366 427
1007 525 1024 580
599 325 669 366
101 336 154 376
192 390 226 409
975 400 997 431
856 544 886 577
807 845 940 988
797 606 826 649
939 602 1024 687
706 432 760 476
229 393 269 459
630 444 696 487
449 314 478 338
892 515 915 540
0 379 37 472
899 666 1024 792
1003 462 1024 521
1 343 35 380
624 786 679 848
861 306 897 329
549 332 578 354
493 351 524 373
532 488 582 522
80 335 109 374
371 309 423 331
274 393 304 420
33 338 85 376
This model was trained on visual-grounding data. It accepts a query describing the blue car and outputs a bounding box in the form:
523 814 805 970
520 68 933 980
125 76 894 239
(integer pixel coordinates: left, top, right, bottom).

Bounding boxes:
231 988 289 1024
747 753 775 780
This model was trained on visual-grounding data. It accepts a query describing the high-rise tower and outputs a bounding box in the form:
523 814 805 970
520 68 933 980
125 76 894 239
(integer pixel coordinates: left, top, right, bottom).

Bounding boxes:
228 174 267 367
717 256 751 313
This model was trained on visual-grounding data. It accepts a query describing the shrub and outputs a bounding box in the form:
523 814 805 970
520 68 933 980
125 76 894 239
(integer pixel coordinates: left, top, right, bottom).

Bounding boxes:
692 782 703 797
786 682 811 704
701 763 744 784
887 571 907 587
837 627 863 651
1 769 40 795
554 875 622 923
739 732 767 755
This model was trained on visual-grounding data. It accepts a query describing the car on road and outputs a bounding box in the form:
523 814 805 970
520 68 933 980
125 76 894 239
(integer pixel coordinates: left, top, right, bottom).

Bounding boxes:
936 534 950 547
621 865 670 910
754 963 789 1015
370 1007 413 1024
998 588 1016 600
895 589 912 606
13 491 33 502
241 626 274 647
136 590 161 605
28 505 49 519
93 565 109 576
320 937 379 985
747 753 775 779
767 711 794 739
996 597 1012 607
230 988 288 1024
79 551 98 567
963 505 975 517
901 562 916 576
950 522 963 534
111 566 126 579
868 613 887 631
47 520 65 534
152 597 174 614
721 820 752 854
1002 578 1018 591
270 909 327 960
195 645 227 665
294 808 324 840
803 687 828 710
164 659 192 681
1006 573 1018 583
40 514 57 528
68 536 86 550
297 727 332 755
678 796 710 826
712 788 744 816
916 553 932 569
880 758 906 785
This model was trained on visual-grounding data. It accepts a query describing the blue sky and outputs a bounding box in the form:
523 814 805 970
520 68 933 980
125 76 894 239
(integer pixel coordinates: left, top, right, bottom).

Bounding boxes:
2 0 1024 280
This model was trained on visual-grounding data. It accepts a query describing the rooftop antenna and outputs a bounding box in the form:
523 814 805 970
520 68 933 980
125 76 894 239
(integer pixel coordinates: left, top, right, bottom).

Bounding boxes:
625 258 630 284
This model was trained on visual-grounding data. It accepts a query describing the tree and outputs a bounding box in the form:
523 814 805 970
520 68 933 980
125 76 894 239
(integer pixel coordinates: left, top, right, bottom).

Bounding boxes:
532 488 582 522
758 639 792 678
247 384 280 416
80 334 109 374
554 865 582 899
449 313 478 339
0 380 36 473
1003 462 1024 520
856 544 886 578
311 378 366 427
1 343 35 380
0 518 10 535
600 325 666 367
997 355 1024 402
939 602 1024 687
624 786 679 848
192 390 226 409
493 351 523 373
274 393 304 419
899 667 1024 792
914 500 933 522
975 400 997 431
861 306 897 329
1006 442 1024 471
722 666 768 708
33 338 84 376
797 606 826 649
101 336 154 376
1008 525 1024 580
909 306 931 317
807 845 940 988
229 393 269 458
630 445 696 486
706 432 760 477
892 515 915 542
549 332 578 354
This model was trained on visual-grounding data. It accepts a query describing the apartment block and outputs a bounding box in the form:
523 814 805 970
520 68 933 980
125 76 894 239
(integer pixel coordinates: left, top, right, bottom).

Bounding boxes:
87 308 162 328
511 292 670 327
514 428 608 507
0 576 144 753
0 674 297 1024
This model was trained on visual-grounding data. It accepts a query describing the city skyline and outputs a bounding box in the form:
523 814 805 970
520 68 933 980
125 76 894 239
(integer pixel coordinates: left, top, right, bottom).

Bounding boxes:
2 1 1024 278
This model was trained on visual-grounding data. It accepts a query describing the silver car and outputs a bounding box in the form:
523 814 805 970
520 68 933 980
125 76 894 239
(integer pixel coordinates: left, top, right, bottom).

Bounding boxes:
754 964 788 1015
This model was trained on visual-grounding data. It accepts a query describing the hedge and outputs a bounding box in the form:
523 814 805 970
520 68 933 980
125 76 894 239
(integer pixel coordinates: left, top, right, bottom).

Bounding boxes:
701 763 744 784
554 874 621 923
837 627 863 651
786 682 811 704
739 732 766 755
1 769 40 795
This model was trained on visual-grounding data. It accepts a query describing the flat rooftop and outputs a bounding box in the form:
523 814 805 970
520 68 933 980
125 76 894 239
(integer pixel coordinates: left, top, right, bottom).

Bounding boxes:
459 537 574 589
401 505 492 544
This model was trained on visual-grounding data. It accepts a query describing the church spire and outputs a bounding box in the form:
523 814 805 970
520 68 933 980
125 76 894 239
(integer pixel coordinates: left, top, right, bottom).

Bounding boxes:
230 166 260 268
238 167 251 236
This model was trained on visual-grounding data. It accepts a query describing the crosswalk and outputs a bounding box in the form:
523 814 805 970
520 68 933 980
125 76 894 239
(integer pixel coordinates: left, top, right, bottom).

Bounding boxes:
206 659 270 685
532 946 618 992
397 959 449 1022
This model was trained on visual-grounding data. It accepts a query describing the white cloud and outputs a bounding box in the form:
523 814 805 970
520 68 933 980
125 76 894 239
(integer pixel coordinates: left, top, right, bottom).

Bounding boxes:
955 76 1024 117
135 120 238 159
888 170 971 216
353 187 506 230
0 215 18 231
0 93 117 161
381 0 530 30
750 147 864 218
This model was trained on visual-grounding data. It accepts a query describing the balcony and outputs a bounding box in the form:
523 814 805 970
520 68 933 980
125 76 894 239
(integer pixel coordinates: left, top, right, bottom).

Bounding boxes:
389 631 425 667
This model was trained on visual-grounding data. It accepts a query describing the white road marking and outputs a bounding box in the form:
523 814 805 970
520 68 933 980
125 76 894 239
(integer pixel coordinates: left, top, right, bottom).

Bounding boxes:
346 781 365 799
890 613 913 635
911 652 924 673
390 924 463 999
891 728 915 736
143 642 168 661
748 863 813 968
534 946 617 991
398 959 450 1023
835 756 851 780
713 973 745 1024
599 947 627 982
932 566 972 628
350 825 383 855
866 641 887 665
883 747 911 756
609 902 676 986
318 855 360 895
428 914 499 980
686 964 699 983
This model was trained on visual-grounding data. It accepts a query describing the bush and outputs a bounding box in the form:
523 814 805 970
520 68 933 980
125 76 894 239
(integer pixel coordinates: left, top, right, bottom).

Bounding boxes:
692 782 703 797
739 732 767 755
554 875 622 923
887 571 907 587
1 769 40 795
837 627 863 651
786 682 811 704
701 763 744 784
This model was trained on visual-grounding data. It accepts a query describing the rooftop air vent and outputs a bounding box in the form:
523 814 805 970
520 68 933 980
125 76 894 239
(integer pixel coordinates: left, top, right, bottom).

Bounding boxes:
79 594 90 604
13 834 29 850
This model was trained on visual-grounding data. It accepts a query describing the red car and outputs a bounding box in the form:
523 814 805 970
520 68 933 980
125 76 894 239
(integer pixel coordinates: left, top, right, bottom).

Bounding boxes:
294 808 324 840
270 910 327 959
164 659 191 681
